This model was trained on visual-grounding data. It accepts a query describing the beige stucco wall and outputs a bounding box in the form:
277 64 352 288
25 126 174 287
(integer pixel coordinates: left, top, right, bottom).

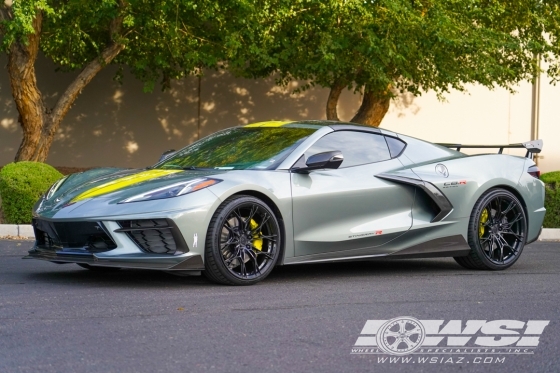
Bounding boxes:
1 55 559 172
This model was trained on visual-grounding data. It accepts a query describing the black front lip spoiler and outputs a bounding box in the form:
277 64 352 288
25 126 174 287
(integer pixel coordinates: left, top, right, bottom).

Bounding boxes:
24 246 204 271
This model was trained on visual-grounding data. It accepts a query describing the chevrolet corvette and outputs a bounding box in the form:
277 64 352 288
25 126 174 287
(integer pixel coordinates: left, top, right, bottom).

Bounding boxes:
26 120 545 285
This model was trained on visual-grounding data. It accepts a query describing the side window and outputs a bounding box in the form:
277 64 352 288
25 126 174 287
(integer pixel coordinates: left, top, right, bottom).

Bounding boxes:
385 136 406 158
305 131 391 168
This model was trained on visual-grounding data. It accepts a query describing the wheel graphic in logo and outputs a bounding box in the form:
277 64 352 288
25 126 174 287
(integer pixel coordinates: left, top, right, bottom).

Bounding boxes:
435 163 449 178
376 317 426 355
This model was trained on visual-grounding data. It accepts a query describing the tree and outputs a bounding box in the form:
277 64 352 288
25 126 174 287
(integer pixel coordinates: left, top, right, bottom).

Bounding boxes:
0 0 247 162
231 0 560 127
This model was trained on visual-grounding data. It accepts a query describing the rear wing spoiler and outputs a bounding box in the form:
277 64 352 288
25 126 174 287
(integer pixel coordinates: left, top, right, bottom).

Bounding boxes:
437 140 543 159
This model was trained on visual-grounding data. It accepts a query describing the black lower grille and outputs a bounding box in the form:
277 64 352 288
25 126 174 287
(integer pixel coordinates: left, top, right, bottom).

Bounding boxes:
32 219 117 253
115 219 187 255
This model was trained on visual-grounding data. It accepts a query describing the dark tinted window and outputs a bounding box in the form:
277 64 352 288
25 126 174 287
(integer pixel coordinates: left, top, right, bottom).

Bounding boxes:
385 136 406 158
305 131 391 168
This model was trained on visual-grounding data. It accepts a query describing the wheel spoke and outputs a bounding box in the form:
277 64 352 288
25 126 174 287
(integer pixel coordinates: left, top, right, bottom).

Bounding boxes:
480 235 492 244
223 221 235 233
501 201 517 216
385 331 401 337
494 197 502 217
497 238 504 262
401 337 414 348
389 338 402 349
249 249 263 275
405 327 421 336
225 251 242 268
246 205 258 227
239 258 247 277
260 234 277 241
487 236 496 259
501 229 524 241
251 213 271 233
232 209 246 228
220 236 237 249
256 251 274 260
497 234 517 256
508 213 524 226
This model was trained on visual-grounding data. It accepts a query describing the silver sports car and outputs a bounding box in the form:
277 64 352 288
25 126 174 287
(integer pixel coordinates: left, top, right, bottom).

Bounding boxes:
26 120 545 285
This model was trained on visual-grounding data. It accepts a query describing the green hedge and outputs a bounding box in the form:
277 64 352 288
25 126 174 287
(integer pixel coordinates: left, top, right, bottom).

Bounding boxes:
0 162 63 224
542 171 560 228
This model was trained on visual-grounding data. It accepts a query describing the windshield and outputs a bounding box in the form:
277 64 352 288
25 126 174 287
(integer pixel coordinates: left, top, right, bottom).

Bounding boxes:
156 126 317 170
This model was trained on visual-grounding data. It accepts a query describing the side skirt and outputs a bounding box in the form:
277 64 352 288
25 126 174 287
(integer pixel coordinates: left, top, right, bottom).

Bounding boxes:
386 235 470 259
283 235 470 265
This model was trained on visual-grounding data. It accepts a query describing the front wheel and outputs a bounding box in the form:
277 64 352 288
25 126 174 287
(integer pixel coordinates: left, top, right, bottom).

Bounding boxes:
203 195 282 285
454 188 527 270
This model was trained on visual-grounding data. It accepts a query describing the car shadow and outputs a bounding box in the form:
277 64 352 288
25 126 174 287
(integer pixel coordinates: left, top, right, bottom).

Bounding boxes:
269 257 465 280
24 257 465 288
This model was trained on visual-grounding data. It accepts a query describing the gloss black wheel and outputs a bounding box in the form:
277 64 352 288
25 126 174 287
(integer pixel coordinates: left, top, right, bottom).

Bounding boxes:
454 188 527 270
204 195 281 285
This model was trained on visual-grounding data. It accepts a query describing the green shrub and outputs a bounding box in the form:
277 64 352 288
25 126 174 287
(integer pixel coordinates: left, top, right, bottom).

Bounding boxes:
541 171 560 228
0 162 63 224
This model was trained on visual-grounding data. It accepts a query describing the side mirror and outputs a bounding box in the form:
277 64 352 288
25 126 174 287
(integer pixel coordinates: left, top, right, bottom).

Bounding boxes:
159 149 176 162
292 151 343 173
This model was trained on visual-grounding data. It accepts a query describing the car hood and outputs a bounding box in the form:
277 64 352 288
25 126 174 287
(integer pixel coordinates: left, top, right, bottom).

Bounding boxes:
35 167 225 217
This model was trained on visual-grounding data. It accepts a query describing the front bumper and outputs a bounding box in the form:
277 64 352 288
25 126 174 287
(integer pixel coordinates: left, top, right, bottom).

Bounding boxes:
25 217 204 272
25 246 204 271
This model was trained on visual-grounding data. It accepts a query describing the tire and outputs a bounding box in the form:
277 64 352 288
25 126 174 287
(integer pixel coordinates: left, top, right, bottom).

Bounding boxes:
203 195 282 285
454 188 527 270
77 263 121 272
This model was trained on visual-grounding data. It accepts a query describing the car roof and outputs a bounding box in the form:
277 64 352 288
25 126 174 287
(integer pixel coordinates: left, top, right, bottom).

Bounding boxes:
244 120 382 133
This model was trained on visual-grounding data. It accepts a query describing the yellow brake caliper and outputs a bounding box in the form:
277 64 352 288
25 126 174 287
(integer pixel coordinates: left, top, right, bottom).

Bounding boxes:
479 209 489 238
250 219 263 251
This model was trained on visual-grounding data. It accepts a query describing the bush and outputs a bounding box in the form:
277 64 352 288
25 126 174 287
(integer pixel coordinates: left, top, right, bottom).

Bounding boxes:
541 171 560 228
0 162 63 224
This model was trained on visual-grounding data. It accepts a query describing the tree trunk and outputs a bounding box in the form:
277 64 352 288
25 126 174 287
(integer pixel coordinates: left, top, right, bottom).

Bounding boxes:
30 42 125 161
7 12 46 161
7 10 125 163
326 83 345 121
350 87 391 127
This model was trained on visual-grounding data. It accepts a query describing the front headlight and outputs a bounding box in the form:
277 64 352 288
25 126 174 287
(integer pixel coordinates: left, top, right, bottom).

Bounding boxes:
119 178 222 203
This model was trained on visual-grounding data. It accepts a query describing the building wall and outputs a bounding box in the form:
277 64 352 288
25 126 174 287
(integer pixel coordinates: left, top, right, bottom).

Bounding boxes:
1 55 559 172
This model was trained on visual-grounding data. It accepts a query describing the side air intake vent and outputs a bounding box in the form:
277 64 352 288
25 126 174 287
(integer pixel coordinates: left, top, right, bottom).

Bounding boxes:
115 219 187 255
375 174 454 223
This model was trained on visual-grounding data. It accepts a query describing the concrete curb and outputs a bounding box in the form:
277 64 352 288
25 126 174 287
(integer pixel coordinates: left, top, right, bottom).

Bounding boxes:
538 228 560 241
0 224 34 238
1 224 560 241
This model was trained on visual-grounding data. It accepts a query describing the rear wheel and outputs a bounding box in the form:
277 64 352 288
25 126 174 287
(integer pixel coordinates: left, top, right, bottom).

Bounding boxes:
203 195 281 285
454 188 527 270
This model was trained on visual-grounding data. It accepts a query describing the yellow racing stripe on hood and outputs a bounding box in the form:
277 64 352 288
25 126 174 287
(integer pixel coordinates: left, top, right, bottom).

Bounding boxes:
244 121 293 127
71 169 182 202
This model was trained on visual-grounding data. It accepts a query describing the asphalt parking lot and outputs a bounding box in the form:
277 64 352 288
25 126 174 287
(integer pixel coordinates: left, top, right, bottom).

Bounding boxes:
0 240 559 373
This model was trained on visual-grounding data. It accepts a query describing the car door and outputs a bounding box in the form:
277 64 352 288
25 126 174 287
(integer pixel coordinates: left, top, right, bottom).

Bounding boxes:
291 130 415 258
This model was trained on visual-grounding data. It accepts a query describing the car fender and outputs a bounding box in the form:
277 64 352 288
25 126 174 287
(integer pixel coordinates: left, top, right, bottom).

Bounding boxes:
205 170 295 262
408 154 527 220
